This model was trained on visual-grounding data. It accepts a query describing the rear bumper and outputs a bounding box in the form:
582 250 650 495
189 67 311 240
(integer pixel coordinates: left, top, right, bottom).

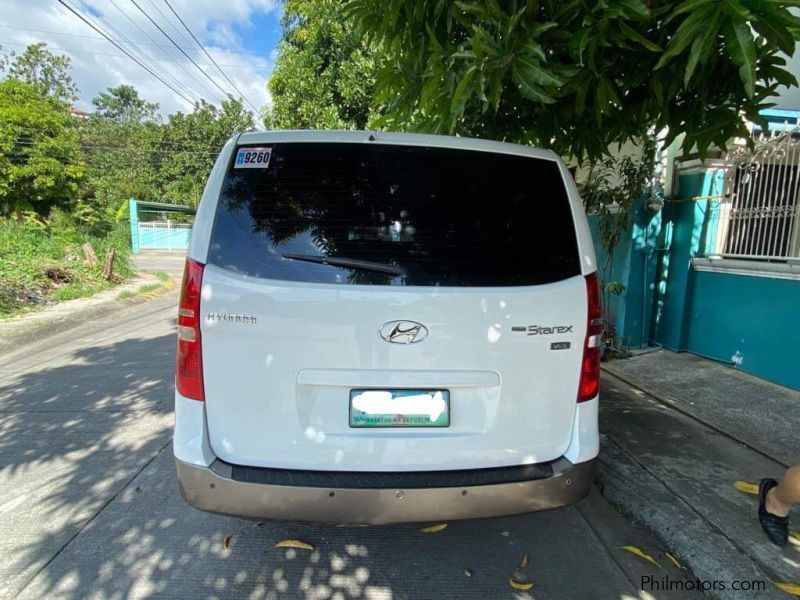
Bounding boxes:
175 456 595 524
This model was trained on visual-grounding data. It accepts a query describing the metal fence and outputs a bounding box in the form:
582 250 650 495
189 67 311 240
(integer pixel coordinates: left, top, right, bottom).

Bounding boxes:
717 127 800 262
138 221 192 251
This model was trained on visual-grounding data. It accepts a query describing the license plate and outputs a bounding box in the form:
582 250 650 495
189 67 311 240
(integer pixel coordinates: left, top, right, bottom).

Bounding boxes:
349 389 450 428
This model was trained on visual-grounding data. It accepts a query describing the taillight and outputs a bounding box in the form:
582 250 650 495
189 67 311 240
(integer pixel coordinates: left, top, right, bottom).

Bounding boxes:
578 272 602 402
176 258 205 401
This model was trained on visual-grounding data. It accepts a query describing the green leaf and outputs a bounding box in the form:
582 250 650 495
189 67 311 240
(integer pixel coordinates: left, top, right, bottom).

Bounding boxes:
655 5 714 69
720 0 751 21
522 40 546 61
666 0 717 24
454 1 484 16
615 0 651 20
572 29 591 65
723 18 757 97
760 65 798 88
450 67 476 116
512 63 556 103
514 56 564 87
618 22 662 52
683 12 719 86
751 18 796 55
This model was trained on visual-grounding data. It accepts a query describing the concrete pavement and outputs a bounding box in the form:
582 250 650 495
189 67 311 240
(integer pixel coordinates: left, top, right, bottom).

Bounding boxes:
598 353 800 600
603 350 798 467
134 252 187 280
0 285 697 598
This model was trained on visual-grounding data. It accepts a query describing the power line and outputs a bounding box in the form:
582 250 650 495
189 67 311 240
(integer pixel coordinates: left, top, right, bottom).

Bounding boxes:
9 123 234 152
106 0 218 100
129 0 237 103
0 40 269 70
0 25 273 58
162 0 261 114
2 137 224 155
55 0 196 106
74 0 203 103
145 0 195 51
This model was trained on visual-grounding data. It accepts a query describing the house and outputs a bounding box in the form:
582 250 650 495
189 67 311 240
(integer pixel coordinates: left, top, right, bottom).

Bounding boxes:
594 109 800 390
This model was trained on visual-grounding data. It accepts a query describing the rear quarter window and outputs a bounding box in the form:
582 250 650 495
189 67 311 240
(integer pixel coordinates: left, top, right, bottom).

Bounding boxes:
207 142 580 287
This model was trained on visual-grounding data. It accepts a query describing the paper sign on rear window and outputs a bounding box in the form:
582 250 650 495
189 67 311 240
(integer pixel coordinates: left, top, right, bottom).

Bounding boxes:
235 147 271 169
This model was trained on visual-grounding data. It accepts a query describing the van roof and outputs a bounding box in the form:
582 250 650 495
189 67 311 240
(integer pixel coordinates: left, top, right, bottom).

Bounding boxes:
236 130 559 162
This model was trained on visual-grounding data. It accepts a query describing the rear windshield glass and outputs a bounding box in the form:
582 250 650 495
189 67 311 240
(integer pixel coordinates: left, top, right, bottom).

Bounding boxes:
208 142 580 287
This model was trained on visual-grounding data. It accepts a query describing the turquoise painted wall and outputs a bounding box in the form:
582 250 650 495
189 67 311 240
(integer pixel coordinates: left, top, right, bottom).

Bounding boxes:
138 226 191 250
588 214 632 338
129 198 192 253
588 197 660 349
651 170 723 349
649 167 799 390
683 271 800 389
129 198 139 253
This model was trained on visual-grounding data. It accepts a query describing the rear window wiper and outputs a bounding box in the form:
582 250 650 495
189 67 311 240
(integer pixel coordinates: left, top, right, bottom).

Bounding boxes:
282 253 406 277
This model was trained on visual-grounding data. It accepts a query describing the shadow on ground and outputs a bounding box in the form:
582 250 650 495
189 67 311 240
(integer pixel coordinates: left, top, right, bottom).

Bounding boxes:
1 328 681 599
0 333 175 597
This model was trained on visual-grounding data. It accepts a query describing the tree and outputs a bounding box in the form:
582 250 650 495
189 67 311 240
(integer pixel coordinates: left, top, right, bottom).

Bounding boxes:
265 0 377 129
5 43 79 102
347 0 800 161
0 79 85 218
156 98 254 204
92 84 159 123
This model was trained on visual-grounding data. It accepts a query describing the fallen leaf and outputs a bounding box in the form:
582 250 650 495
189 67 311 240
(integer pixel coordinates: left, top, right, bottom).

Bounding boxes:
464 568 472 577
519 553 529 568
664 552 682 569
274 539 315 551
734 480 759 495
622 409 632 414
223 534 232 551
774 582 800 596
420 523 448 533
508 576 534 591
620 545 661 569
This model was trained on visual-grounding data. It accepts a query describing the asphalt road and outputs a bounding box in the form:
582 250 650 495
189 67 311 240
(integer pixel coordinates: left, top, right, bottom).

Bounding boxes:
0 258 695 599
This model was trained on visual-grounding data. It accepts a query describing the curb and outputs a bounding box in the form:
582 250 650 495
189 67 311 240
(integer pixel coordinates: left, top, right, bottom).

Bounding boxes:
600 363 792 468
596 438 787 600
0 278 177 355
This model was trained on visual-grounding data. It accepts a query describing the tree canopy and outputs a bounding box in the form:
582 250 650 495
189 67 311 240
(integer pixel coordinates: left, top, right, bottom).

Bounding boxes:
0 79 84 218
264 0 377 129
0 42 257 224
4 43 79 103
336 0 800 161
92 84 159 124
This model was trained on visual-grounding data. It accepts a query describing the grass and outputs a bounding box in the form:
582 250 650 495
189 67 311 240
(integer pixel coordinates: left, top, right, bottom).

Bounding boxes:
116 282 162 301
0 219 135 318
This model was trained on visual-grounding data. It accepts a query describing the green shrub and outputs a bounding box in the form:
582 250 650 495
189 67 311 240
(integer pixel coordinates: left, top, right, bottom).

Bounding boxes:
0 216 135 316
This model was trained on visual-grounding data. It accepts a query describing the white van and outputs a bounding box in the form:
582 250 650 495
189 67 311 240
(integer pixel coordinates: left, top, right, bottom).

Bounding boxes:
173 130 601 524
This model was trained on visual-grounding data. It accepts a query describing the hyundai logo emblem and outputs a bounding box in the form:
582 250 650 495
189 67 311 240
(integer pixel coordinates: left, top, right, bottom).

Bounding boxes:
378 320 429 344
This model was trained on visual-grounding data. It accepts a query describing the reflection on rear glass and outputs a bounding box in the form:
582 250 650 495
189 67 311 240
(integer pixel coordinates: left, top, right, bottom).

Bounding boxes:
208 143 580 287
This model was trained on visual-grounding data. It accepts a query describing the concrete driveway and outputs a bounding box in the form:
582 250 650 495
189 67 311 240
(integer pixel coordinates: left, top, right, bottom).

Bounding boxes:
134 252 187 281
0 290 695 599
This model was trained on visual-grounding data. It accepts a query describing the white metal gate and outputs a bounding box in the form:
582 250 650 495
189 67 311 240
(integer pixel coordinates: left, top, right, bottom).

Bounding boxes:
137 221 192 251
718 128 800 261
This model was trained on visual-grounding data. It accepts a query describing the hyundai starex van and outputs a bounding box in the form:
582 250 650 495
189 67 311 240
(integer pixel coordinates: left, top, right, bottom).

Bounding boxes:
173 130 601 524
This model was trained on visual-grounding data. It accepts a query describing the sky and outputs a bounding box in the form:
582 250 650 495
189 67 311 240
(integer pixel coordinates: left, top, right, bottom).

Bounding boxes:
0 0 283 118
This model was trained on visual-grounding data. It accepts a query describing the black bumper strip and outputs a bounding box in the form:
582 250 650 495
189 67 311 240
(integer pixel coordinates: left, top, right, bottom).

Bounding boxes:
228 461 556 489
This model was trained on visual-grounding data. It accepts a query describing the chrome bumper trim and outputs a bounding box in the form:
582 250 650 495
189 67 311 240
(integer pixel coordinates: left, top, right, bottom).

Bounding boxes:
176 457 596 524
